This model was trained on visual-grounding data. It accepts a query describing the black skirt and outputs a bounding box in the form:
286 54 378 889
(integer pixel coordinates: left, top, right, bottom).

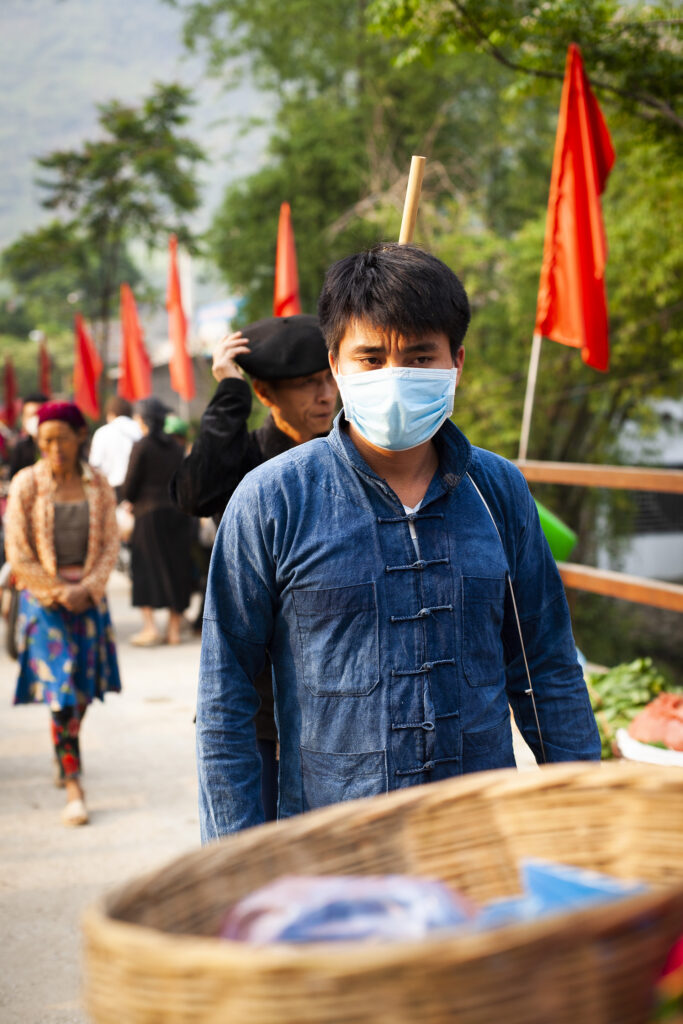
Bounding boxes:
130 507 194 612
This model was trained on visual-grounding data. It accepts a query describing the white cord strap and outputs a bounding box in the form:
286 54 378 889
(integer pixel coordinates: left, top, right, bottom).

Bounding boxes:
466 473 547 764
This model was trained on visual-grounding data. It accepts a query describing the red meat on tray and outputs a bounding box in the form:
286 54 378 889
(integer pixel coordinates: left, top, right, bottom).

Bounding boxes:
628 693 683 751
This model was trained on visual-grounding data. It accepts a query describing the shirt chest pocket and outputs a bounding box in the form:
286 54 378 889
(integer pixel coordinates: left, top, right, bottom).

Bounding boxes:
292 582 380 696
461 576 506 686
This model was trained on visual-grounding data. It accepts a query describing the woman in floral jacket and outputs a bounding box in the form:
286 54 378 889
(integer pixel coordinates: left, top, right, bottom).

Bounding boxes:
5 401 121 826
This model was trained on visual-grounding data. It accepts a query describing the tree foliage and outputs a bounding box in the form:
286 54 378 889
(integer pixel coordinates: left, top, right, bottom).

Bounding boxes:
369 0 683 143
179 0 561 321
181 1 681 483
2 82 204 375
1 221 142 337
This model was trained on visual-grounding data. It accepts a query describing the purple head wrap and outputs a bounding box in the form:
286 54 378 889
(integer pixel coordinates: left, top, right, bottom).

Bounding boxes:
37 401 87 432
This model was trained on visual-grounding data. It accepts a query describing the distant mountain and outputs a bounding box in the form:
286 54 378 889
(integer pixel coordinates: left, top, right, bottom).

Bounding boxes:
0 0 269 248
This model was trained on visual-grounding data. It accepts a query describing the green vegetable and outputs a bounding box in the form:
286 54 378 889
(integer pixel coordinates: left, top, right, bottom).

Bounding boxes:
585 658 680 760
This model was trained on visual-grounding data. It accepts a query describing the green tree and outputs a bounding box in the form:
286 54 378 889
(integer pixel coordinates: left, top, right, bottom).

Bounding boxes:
2 82 204 387
1 222 141 338
0 329 75 401
181 0 682 666
179 0 558 321
183 0 681 478
369 0 682 143
180 0 682 469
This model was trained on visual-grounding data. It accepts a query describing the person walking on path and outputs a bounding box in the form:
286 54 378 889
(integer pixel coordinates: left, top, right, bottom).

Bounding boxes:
121 397 193 647
88 396 142 502
171 315 337 821
4 401 121 827
196 244 601 841
9 391 49 478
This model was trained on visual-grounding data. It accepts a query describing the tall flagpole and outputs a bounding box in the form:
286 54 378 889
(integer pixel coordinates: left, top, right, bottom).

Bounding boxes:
518 331 542 461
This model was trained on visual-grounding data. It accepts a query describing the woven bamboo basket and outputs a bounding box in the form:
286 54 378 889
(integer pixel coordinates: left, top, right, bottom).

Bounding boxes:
83 762 683 1024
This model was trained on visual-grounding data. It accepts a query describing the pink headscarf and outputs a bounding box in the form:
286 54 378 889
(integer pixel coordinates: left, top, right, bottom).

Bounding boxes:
37 401 87 432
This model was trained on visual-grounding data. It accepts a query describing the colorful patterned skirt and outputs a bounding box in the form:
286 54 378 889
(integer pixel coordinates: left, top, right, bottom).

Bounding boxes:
14 591 122 710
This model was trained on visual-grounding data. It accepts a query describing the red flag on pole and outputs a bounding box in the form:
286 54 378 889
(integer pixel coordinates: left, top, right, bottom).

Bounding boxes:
3 357 18 428
74 313 103 420
166 235 195 402
118 283 152 402
38 341 52 397
273 202 302 317
535 44 615 372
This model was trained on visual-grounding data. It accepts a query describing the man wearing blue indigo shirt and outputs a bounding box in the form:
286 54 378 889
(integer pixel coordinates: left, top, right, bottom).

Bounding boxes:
197 243 600 842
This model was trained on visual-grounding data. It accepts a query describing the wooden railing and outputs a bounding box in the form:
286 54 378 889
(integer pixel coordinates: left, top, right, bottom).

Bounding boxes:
515 460 683 613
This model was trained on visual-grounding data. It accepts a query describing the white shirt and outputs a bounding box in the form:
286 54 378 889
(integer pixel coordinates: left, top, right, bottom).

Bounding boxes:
89 416 143 488
402 500 423 558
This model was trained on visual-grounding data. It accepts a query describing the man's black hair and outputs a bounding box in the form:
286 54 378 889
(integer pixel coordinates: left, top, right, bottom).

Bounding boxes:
318 243 471 359
22 392 49 405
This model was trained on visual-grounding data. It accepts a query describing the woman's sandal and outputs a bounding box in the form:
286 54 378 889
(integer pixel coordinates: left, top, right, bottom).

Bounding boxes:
62 798 89 827
130 631 161 647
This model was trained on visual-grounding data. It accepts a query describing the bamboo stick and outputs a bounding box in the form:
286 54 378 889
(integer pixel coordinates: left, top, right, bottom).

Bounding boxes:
398 156 426 244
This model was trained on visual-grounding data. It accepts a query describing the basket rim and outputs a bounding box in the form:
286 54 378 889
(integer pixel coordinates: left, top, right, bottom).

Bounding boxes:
83 762 683 975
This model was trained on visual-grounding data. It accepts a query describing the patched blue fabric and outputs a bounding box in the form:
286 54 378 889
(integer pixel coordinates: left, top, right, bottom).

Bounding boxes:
14 591 121 709
197 413 600 841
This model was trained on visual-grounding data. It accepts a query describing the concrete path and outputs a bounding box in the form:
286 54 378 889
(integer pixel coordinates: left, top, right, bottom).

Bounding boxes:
0 571 203 1024
0 571 540 1024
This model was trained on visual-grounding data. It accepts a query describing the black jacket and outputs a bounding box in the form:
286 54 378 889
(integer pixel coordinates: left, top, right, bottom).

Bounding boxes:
9 435 37 478
170 377 296 743
170 377 295 523
123 433 185 517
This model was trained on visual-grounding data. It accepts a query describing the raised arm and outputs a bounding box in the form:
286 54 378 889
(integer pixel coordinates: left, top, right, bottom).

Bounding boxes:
171 332 255 519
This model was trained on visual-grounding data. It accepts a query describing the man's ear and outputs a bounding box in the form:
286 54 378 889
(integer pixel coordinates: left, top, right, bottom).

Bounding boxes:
328 352 338 376
455 346 465 384
252 378 276 410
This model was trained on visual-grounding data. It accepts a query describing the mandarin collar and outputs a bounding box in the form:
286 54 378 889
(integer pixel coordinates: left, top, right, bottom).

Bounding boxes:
326 411 471 495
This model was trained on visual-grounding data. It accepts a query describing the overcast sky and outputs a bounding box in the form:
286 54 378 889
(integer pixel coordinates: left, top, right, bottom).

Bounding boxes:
0 0 267 248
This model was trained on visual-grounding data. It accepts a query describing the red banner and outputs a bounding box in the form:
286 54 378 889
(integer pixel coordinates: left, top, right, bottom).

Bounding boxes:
166 235 195 402
273 202 302 317
118 283 152 401
3 357 18 427
535 44 616 372
74 314 103 419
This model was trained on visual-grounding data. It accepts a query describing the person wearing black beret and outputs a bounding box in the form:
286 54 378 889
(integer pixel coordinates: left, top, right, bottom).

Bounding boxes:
170 313 337 821
171 315 336 523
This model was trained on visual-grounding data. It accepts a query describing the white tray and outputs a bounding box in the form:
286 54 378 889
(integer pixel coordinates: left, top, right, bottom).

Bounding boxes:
615 728 683 767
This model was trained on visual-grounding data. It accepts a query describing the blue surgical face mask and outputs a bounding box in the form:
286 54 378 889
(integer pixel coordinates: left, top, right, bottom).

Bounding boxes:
335 366 458 451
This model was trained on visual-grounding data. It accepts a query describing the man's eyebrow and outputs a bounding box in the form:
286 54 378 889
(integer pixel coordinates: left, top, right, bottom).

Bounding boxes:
402 339 440 353
348 343 385 354
348 339 440 354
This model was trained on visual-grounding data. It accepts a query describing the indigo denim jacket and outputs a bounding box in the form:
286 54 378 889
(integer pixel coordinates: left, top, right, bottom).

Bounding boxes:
198 414 600 841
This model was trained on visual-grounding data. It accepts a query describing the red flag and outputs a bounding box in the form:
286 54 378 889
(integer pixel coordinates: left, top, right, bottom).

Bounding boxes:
166 235 195 401
535 44 615 372
38 341 51 397
118 283 152 401
273 202 302 317
73 313 103 419
3 357 18 428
